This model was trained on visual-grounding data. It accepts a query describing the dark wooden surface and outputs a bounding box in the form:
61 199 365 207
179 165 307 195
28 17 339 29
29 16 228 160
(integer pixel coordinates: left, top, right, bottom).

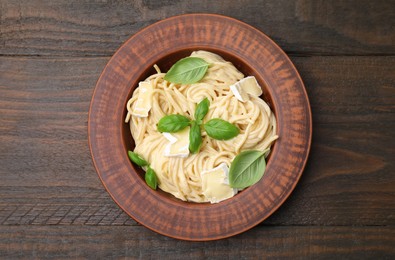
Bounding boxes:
0 0 394 258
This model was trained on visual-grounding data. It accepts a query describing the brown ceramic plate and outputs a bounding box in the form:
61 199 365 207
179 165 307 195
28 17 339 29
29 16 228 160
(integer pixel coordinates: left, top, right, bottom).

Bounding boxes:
89 14 312 241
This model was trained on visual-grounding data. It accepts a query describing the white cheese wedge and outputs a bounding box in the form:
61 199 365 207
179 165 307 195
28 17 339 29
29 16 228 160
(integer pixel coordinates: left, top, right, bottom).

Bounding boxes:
132 81 153 117
201 163 238 204
230 76 263 103
163 127 190 158
230 84 249 102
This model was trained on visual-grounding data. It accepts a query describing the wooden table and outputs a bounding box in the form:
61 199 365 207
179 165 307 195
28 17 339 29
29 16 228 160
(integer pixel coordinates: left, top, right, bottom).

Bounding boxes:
1 1 394 258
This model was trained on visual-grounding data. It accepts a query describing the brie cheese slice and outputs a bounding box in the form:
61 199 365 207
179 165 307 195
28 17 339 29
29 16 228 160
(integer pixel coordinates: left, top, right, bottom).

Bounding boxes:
163 127 190 158
230 76 263 103
201 163 237 203
132 81 153 117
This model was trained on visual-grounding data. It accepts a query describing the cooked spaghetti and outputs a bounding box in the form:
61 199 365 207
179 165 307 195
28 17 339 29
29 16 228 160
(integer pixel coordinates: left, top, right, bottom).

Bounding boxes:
125 51 278 202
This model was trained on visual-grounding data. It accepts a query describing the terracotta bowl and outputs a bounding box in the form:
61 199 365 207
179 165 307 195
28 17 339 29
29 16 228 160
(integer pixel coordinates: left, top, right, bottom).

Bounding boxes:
89 14 312 241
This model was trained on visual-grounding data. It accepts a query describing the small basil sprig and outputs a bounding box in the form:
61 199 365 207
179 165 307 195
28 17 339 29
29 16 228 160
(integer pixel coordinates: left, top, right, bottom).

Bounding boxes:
189 121 202 153
128 151 149 167
196 99 238 140
128 151 158 190
145 167 158 190
189 98 209 153
157 114 190 133
157 98 239 154
194 97 209 125
204 118 239 140
229 150 266 189
164 57 209 84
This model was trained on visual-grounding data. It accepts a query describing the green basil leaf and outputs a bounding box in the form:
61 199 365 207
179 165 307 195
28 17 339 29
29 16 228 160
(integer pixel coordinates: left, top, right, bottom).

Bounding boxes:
203 119 239 140
145 166 158 190
157 114 191 133
229 150 266 189
164 57 209 84
189 121 203 154
194 98 210 124
128 151 149 167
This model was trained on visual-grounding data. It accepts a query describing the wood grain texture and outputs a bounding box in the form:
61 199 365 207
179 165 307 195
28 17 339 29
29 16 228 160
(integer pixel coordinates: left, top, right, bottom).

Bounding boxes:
1 0 394 56
1 226 395 259
0 0 394 256
1 55 394 228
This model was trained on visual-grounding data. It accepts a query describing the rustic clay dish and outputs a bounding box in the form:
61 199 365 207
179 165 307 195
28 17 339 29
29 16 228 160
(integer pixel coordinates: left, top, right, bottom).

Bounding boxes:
89 14 312 241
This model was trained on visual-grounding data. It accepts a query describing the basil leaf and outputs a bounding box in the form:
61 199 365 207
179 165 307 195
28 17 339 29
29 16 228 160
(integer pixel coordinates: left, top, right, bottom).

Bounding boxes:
189 121 202 154
164 57 209 84
145 166 158 190
157 114 191 133
229 150 266 189
128 151 149 167
204 119 239 140
194 98 210 124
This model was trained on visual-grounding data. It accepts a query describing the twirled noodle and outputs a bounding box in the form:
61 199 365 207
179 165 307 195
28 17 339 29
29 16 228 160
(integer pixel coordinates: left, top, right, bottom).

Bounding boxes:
125 51 278 202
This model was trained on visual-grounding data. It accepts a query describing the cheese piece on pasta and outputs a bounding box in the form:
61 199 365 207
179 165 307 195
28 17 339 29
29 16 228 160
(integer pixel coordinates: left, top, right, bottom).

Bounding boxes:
230 76 263 103
163 127 190 158
201 163 237 203
230 83 249 102
132 82 153 117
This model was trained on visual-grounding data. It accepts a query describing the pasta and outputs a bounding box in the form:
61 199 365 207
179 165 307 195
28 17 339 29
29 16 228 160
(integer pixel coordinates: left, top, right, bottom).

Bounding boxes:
125 51 278 202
